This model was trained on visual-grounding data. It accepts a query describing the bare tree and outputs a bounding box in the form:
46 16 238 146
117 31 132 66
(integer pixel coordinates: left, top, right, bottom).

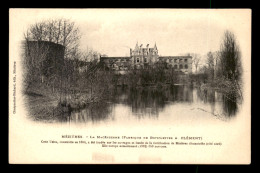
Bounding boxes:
26 18 81 59
206 52 214 68
192 54 201 73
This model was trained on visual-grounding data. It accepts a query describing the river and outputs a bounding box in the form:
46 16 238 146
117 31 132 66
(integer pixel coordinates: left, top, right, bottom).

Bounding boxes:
61 85 240 126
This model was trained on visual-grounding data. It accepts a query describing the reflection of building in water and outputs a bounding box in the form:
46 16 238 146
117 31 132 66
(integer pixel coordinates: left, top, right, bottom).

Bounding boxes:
170 85 193 102
129 86 194 116
182 86 193 102
100 43 192 74
62 86 238 124
130 89 161 117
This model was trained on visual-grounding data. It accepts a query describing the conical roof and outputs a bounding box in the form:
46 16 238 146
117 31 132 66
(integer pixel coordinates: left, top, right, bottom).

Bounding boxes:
134 42 139 51
154 42 157 50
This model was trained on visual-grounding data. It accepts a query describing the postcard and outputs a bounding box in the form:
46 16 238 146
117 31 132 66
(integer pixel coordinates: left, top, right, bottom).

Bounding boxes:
9 9 251 164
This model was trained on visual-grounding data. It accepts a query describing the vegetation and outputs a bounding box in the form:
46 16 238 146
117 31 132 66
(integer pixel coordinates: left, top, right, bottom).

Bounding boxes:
22 19 112 121
22 18 243 121
191 30 243 103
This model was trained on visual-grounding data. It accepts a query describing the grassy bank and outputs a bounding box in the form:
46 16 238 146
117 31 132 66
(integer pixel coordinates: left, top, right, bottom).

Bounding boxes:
24 81 110 122
25 90 64 122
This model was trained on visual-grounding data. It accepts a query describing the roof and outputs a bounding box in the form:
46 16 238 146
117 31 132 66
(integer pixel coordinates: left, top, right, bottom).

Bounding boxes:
133 43 156 50
159 56 192 58
100 56 131 59
24 40 65 49
132 48 155 52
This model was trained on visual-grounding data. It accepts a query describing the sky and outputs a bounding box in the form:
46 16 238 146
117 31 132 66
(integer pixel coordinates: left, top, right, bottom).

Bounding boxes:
11 9 251 59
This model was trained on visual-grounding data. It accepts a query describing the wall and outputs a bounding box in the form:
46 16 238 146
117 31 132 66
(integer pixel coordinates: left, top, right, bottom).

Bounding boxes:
159 56 192 74
24 41 65 77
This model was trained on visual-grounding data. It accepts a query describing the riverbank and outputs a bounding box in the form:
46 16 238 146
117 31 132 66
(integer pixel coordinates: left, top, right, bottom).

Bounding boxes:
24 83 110 122
199 78 243 104
25 90 63 122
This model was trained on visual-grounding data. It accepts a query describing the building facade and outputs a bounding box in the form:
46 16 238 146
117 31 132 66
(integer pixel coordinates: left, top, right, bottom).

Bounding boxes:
100 57 132 71
100 43 192 74
158 56 192 74
130 43 159 69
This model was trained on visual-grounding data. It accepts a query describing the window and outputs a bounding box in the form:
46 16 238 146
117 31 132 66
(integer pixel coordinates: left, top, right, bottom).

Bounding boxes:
179 59 183 63
144 58 147 63
174 65 178 69
184 59 187 62
180 65 183 69
137 58 139 63
185 65 188 69
174 59 177 63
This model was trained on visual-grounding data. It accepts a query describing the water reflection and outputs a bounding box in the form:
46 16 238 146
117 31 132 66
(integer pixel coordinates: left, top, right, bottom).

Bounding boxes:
222 94 238 117
67 102 113 124
67 85 239 124
196 87 238 117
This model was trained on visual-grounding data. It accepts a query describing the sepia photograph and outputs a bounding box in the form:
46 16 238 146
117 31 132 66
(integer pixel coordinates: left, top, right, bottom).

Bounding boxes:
9 9 251 164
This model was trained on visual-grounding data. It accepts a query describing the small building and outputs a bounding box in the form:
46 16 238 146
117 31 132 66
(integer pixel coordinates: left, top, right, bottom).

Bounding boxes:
100 56 132 71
